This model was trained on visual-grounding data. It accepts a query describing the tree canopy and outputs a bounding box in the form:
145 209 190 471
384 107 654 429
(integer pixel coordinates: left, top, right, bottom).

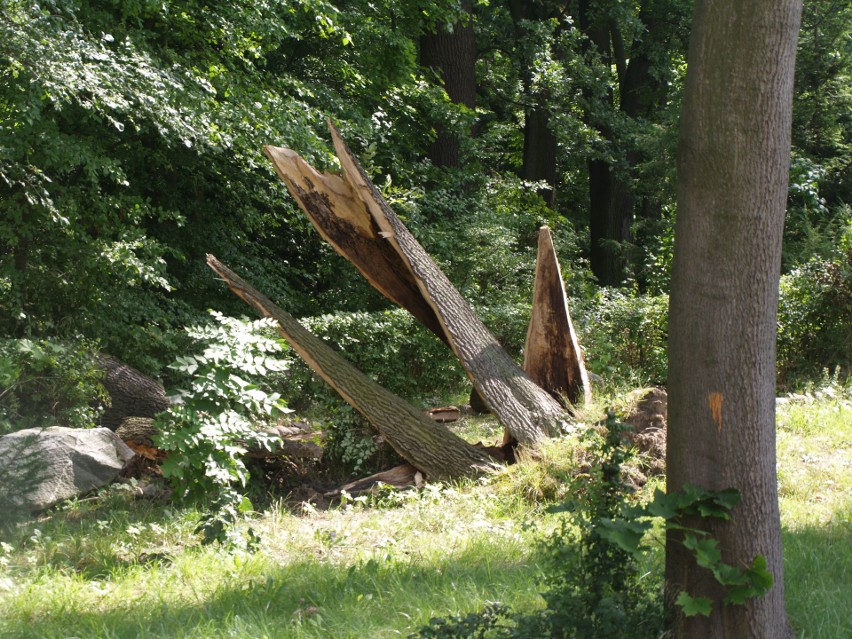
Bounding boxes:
1 0 848 382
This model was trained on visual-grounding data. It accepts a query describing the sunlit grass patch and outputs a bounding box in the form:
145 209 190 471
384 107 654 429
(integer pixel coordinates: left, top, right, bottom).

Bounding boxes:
776 381 852 638
0 387 849 638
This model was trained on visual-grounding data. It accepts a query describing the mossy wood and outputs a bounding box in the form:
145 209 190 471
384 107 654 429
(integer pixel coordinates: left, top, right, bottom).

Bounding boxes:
523 226 592 406
264 121 569 445
206 255 495 480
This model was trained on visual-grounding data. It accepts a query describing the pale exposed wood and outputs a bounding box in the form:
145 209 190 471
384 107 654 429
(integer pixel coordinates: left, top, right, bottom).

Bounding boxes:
263 146 448 343
523 226 592 406
206 255 496 480
426 406 460 423
325 463 422 497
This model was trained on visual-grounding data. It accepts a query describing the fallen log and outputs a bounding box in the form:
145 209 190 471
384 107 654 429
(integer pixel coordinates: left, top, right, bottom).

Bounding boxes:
325 463 422 498
426 406 461 423
206 255 496 480
264 121 569 445
97 354 170 430
116 416 324 461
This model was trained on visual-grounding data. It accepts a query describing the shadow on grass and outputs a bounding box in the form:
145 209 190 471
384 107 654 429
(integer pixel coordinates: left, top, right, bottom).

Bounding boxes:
783 517 852 639
2 546 544 639
0 429 52 528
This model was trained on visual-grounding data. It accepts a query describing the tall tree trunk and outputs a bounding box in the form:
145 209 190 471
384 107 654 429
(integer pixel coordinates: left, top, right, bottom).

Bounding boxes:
420 0 476 167
577 0 632 286
579 1 684 287
509 0 559 206
666 0 802 636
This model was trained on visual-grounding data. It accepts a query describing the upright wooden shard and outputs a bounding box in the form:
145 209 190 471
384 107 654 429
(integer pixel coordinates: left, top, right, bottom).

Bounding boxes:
523 227 592 406
264 121 570 445
206 255 495 480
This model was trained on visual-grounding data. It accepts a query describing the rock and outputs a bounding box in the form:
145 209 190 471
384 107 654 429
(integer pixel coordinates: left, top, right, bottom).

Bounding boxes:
0 427 135 512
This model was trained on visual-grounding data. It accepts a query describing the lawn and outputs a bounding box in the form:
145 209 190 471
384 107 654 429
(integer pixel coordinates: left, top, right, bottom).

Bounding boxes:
0 385 849 639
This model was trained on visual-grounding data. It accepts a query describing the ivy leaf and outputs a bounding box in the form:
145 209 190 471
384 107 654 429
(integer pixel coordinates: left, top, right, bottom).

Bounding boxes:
723 556 772 605
683 534 722 569
598 518 651 555
676 592 713 617
646 488 680 519
745 555 773 593
713 562 749 586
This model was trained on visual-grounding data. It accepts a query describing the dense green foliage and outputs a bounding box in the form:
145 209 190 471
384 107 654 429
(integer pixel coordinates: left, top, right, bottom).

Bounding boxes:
154 312 291 545
0 337 106 433
1 0 846 388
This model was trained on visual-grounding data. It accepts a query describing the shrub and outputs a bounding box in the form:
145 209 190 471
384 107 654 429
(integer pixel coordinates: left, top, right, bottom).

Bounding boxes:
0 338 106 433
777 235 852 384
576 289 669 386
154 312 292 546
291 309 469 406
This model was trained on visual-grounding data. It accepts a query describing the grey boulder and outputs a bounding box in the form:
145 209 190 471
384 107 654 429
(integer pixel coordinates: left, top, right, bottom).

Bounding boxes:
0 426 135 513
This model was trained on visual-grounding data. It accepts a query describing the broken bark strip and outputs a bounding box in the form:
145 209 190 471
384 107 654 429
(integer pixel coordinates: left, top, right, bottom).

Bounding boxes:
523 226 592 406
263 146 448 344
206 255 495 480
263 122 569 444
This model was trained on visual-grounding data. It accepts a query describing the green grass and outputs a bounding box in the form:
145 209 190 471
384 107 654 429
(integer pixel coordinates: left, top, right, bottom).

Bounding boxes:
0 384 849 638
776 383 852 638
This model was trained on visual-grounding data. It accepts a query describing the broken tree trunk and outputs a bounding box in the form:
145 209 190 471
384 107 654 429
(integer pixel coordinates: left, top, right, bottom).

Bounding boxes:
97 354 170 430
264 121 569 445
523 226 592 406
206 255 495 480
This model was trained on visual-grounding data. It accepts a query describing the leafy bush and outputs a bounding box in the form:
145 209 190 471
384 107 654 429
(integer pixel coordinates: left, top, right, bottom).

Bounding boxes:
0 338 106 433
322 402 402 478
538 414 664 638
292 309 469 406
154 312 292 546
777 228 852 384
576 289 669 386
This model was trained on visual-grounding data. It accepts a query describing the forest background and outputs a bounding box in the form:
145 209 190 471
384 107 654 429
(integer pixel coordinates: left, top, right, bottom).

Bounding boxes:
1 0 848 406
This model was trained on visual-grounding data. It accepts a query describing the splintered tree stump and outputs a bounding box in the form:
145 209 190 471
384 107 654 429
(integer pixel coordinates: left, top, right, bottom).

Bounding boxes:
523 226 592 406
263 120 571 445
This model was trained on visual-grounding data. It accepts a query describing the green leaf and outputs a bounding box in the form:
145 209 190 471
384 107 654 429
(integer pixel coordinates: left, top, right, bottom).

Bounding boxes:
646 488 680 519
745 555 773 592
676 592 713 617
238 495 254 513
598 518 651 555
683 534 722 569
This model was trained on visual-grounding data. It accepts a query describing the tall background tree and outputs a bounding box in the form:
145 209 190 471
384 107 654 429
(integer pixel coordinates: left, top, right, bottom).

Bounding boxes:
666 0 803 636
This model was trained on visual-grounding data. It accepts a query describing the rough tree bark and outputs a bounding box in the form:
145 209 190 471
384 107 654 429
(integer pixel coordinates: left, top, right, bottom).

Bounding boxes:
509 0 559 206
665 0 802 636
97 354 170 430
264 121 569 445
420 0 476 168
206 255 495 480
